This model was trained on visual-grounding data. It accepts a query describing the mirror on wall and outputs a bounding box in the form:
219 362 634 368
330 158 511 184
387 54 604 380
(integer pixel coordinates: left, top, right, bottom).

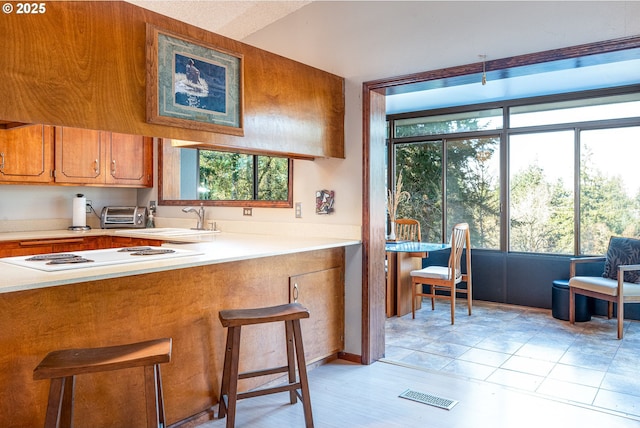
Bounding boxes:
158 139 293 207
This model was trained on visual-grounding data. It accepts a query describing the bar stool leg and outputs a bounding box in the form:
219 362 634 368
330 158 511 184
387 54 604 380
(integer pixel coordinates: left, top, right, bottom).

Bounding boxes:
292 320 314 428
144 364 166 428
44 376 75 428
155 365 166 427
60 376 75 428
218 327 232 420
218 325 241 428
285 320 297 405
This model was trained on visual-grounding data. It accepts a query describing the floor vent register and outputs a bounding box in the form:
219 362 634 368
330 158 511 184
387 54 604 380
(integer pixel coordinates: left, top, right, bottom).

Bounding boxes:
398 389 459 410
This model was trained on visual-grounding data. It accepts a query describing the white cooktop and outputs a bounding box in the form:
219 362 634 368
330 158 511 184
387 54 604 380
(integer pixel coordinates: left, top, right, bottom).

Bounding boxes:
1 246 202 272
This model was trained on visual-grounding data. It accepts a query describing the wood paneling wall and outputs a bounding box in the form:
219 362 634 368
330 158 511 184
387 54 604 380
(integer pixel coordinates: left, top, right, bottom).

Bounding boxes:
0 1 344 159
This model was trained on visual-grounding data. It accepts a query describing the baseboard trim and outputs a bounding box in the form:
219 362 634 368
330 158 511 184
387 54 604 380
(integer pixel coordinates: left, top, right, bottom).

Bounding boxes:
338 351 362 364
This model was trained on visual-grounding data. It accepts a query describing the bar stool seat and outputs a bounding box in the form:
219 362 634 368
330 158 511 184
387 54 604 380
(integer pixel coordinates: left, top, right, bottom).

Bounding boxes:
218 302 313 428
33 338 172 428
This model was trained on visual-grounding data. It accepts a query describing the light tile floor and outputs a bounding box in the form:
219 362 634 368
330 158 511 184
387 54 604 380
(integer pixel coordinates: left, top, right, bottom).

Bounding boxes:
383 299 640 420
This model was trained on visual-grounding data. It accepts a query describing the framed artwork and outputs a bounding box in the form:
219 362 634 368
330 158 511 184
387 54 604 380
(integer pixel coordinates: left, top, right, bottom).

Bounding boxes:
146 24 244 136
316 190 335 214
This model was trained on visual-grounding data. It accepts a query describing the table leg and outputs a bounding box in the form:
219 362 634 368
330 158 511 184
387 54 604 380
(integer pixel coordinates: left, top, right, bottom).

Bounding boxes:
386 252 397 317
396 252 423 317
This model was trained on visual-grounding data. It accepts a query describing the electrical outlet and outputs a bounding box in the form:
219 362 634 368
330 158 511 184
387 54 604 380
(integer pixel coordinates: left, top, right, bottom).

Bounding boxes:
295 202 302 218
85 200 92 213
243 207 252 216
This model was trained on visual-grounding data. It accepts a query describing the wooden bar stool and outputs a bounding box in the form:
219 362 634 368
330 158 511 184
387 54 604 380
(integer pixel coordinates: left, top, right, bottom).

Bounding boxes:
33 338 172 428
218 303 313 428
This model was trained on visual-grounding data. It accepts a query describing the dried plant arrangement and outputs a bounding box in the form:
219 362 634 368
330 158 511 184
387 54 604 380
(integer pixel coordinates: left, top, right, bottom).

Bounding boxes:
386 170 411 222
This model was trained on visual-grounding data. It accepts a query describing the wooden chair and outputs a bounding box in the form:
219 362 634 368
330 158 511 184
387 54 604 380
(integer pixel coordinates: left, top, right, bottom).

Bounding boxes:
218 303 313 428
394 218 421 242
569 236 640 339
33 338 172 428
410 223 472 324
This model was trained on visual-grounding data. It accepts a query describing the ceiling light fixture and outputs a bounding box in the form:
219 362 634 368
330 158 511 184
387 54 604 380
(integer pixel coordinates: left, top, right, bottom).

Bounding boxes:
479 54 487 85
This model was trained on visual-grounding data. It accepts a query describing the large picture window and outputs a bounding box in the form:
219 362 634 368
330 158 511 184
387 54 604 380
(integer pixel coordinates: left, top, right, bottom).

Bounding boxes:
509 131 574 254
388 88 640 255
579 126 640 254
394 141 443 242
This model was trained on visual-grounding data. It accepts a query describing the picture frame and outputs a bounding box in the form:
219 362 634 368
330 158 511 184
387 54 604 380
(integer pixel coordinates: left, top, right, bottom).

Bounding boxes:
316 189 335 214
146 24 244 136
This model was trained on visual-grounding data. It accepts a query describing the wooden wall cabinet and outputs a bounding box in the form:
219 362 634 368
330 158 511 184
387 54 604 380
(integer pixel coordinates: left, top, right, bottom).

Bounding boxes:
290 266 345 363
0 124 54 183
106 132 153 186
54 127 153 187
0 125 152 187
0 2 344 159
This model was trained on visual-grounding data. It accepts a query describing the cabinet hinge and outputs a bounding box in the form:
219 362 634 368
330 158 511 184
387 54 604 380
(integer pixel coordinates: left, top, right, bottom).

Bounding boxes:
51 170 56 178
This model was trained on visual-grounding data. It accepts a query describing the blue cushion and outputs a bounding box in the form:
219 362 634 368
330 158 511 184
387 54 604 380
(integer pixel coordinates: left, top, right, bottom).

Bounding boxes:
602 236 640 283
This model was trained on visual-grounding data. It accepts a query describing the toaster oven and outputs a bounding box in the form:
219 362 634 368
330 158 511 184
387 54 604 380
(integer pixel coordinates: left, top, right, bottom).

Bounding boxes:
100 206 148 229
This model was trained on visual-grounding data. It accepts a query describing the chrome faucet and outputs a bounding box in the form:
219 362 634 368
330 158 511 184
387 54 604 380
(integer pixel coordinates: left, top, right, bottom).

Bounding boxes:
182 204 205 230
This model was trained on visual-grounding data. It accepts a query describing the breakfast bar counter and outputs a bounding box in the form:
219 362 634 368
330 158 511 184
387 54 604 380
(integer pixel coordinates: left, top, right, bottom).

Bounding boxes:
0 230 359 427
0 230 359 293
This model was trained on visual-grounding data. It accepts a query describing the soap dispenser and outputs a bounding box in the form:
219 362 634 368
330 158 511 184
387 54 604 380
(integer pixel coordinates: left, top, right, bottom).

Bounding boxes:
146 211 155 228
146 204 156 228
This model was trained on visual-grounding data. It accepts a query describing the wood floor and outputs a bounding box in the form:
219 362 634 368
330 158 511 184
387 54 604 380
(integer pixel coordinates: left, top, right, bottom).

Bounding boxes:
195 358 639 427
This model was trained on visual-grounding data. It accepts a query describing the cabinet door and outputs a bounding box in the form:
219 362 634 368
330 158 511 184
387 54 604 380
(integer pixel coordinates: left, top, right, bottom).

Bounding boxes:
108 236 164 248
0 240 53 257
0 125 53 183
0 236 165 257
289 267 344 363
106 133 153 187
52 236 110 252
54 127 105 184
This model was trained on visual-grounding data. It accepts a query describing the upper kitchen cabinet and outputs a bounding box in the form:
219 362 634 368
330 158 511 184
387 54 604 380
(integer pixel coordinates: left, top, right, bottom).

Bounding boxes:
0 2 344 159
106 132 153 186
54 127 104 184
0 124 54 184
54 127 152 187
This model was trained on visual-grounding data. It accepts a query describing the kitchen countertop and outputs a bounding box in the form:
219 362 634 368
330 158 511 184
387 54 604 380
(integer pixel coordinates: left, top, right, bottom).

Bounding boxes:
0 227 214 242
0 229 361 294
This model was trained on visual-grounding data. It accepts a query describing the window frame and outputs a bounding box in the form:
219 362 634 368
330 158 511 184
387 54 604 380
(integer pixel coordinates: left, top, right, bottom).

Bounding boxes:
387 84 640 255
158 139 294 208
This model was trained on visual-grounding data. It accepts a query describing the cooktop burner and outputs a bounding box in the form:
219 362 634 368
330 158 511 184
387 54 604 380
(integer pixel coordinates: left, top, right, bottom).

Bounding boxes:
25 254 79 261
46 257 94 265
130 249 176 256
1 246 201 272
25 254 95 265
117 247 153 252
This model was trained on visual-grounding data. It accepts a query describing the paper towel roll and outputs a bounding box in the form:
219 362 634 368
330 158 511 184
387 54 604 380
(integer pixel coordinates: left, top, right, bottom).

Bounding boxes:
72 194 86 228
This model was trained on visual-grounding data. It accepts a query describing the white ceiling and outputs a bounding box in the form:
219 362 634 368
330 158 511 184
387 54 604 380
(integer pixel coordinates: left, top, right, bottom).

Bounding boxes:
126 1 311 40
126 1 640 114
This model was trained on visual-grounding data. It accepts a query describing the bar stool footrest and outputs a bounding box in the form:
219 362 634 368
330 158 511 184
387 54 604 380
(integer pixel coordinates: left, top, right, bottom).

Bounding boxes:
238 365 290 380
235 382 303 400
